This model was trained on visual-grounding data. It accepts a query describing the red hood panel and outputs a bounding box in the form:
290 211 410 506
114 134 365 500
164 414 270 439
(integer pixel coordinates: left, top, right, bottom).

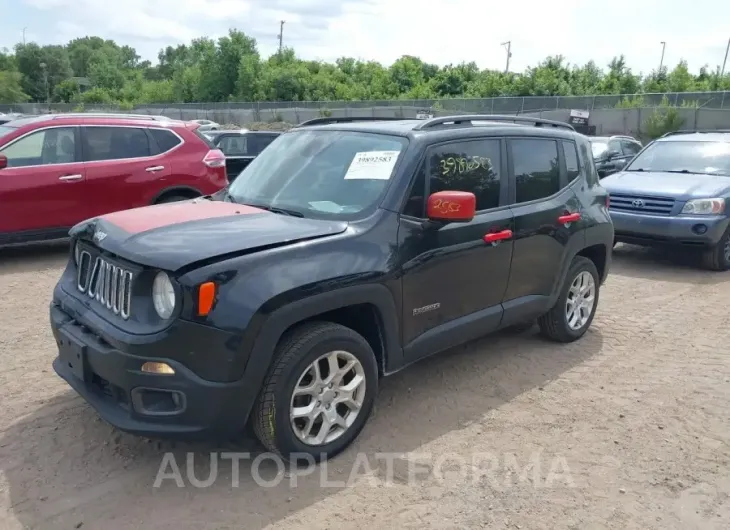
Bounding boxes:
100 200 268 234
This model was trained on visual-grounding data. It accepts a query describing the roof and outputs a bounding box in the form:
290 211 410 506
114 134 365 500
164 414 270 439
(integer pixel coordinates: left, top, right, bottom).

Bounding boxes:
294 115 578 141
3 113 189 129
657 130 730 142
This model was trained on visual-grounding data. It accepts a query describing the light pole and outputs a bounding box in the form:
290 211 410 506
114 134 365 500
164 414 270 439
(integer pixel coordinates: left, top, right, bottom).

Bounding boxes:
659 41 666 73
22 27 27 45
721 37 729 78
40 62 49 109
501 41 512 73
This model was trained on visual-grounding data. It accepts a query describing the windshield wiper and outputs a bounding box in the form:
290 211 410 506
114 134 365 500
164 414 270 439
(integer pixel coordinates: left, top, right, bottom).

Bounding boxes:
627 168 646 172
242 203 305 218
663 169 692 174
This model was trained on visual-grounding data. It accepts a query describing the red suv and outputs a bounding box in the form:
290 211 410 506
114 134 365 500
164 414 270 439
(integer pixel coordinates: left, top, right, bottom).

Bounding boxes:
0 113 228 246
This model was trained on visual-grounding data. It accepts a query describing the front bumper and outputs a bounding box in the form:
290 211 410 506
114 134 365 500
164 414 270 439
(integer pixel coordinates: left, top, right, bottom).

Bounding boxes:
50 302 251 439
610 210 729 247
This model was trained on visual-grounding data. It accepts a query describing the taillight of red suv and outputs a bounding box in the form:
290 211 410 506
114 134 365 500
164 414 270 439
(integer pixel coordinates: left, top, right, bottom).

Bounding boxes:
203 149 226 168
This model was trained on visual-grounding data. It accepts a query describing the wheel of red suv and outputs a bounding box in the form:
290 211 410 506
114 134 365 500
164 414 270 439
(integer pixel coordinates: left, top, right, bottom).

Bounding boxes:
252 322 378 463
157 194 196 204
538 256 600 343
701 227 730 271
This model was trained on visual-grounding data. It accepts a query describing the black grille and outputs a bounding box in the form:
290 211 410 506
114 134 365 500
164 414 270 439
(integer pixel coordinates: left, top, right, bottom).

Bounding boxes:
609 193 675 215
76 250 134 319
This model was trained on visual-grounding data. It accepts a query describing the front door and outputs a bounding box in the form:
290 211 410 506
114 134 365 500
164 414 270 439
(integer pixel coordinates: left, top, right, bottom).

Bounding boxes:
399 137 514 363
216 134 254 182
0 126 88 239
501 137 585 325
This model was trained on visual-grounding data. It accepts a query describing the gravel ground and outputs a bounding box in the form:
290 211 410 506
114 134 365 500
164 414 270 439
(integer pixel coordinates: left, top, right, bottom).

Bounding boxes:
1 243 729 530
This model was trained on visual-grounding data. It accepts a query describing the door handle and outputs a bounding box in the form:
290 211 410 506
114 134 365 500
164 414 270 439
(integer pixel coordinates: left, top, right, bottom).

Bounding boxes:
558 212 581 224
483 229 513 243
58 174 83 181
146 165 165 172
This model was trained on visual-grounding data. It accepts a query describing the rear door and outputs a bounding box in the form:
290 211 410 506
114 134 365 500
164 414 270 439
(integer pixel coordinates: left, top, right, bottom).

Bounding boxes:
501 137 584 325
0 126 88 237
81 125 173 218
399 137 514 362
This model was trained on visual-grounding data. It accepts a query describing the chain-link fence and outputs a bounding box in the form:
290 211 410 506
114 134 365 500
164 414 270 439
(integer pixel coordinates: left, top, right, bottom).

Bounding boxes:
2 91 729 117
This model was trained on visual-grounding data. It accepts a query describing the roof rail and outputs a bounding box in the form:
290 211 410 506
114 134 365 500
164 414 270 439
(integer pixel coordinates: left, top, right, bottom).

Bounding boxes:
295 116 411 127
661 129 730 138
50 112 174 121
412 114 575 131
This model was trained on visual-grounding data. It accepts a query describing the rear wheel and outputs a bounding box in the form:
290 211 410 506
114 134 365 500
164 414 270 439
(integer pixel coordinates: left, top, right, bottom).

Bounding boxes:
538 256 600 343
252 322 378 463
701 227 730 271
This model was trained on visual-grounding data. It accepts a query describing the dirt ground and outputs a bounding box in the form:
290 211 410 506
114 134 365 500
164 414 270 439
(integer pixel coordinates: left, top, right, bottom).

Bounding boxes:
1 243 729 530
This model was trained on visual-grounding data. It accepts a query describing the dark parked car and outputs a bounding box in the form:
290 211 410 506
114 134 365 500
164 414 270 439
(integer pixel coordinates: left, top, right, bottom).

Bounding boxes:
590 135 642 178
204 129 281 181
601 130 730 270
50 114 613 462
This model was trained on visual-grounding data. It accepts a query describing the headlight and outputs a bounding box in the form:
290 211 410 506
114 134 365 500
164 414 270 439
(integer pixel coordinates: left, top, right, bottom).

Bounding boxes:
681 198 725 215
152 272 176 319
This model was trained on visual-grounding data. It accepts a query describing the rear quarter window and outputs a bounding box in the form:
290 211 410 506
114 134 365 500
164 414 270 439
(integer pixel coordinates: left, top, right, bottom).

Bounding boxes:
149 128 182 153
192 128 215 148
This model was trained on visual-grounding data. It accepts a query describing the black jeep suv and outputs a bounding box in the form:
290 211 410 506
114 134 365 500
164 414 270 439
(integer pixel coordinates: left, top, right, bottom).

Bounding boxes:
50 114 613 462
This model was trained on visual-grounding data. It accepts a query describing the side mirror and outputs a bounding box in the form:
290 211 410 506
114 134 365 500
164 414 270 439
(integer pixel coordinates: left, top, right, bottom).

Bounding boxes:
426 190 476 223
605 149 620 160
0 154 7 170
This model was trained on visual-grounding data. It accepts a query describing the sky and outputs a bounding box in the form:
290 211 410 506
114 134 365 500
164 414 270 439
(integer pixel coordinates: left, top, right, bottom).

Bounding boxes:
1 0 729 75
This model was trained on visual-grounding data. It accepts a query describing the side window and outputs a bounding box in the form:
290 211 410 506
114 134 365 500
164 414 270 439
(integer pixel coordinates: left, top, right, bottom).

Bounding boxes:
578 140 600 186
149 128 182 153
562 141 580 181
218 135 248 156
511 139 560 203
0 127 77 167
83 127 151 161
621 140 641 156
429 139 502 211
608 139 623 155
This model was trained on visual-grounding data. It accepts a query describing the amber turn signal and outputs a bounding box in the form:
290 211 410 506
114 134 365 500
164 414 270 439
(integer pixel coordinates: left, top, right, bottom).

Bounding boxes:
197 281 216 316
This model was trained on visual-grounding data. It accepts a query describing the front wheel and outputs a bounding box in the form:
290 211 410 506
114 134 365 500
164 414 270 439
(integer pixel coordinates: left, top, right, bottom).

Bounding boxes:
538 256 600 343
701 227 730 271
252 322 378 463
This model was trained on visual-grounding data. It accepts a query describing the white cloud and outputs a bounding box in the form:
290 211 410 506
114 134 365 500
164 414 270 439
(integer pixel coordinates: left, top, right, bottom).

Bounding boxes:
15 0 730 74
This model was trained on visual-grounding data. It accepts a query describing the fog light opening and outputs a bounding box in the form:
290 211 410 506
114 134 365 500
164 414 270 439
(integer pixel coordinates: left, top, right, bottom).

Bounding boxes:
692 224 708 235
141 362 175 375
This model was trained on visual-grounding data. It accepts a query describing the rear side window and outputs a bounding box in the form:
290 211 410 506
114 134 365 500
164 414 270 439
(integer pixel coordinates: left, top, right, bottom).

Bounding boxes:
149 128 182 153
562 141 580 181
511 139 560 203
83 127 151 161
218 135 248 156
621 140 641 156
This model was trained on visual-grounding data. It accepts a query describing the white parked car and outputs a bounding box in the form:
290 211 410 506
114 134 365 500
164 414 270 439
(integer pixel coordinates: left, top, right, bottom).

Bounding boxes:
191 119 220 131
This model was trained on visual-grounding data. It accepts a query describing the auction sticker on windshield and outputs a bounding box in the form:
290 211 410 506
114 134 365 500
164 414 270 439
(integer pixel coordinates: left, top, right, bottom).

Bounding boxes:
344 151 400 180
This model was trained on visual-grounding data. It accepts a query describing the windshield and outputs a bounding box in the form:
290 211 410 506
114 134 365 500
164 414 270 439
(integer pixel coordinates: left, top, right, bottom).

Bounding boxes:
625 140 730 176
227 129 409 219
590 140 608 157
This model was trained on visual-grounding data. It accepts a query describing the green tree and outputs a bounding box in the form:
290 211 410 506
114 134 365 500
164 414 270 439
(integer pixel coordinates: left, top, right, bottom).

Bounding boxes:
0 71 30 103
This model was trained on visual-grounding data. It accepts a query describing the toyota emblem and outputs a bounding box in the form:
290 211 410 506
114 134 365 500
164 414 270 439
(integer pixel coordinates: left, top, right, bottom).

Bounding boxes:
631 199 645 208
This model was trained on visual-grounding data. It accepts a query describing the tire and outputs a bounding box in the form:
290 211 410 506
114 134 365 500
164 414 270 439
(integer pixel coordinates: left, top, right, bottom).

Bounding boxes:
538 256 600 343
701 227 730 271
252 321 378 463
156 194 195 204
